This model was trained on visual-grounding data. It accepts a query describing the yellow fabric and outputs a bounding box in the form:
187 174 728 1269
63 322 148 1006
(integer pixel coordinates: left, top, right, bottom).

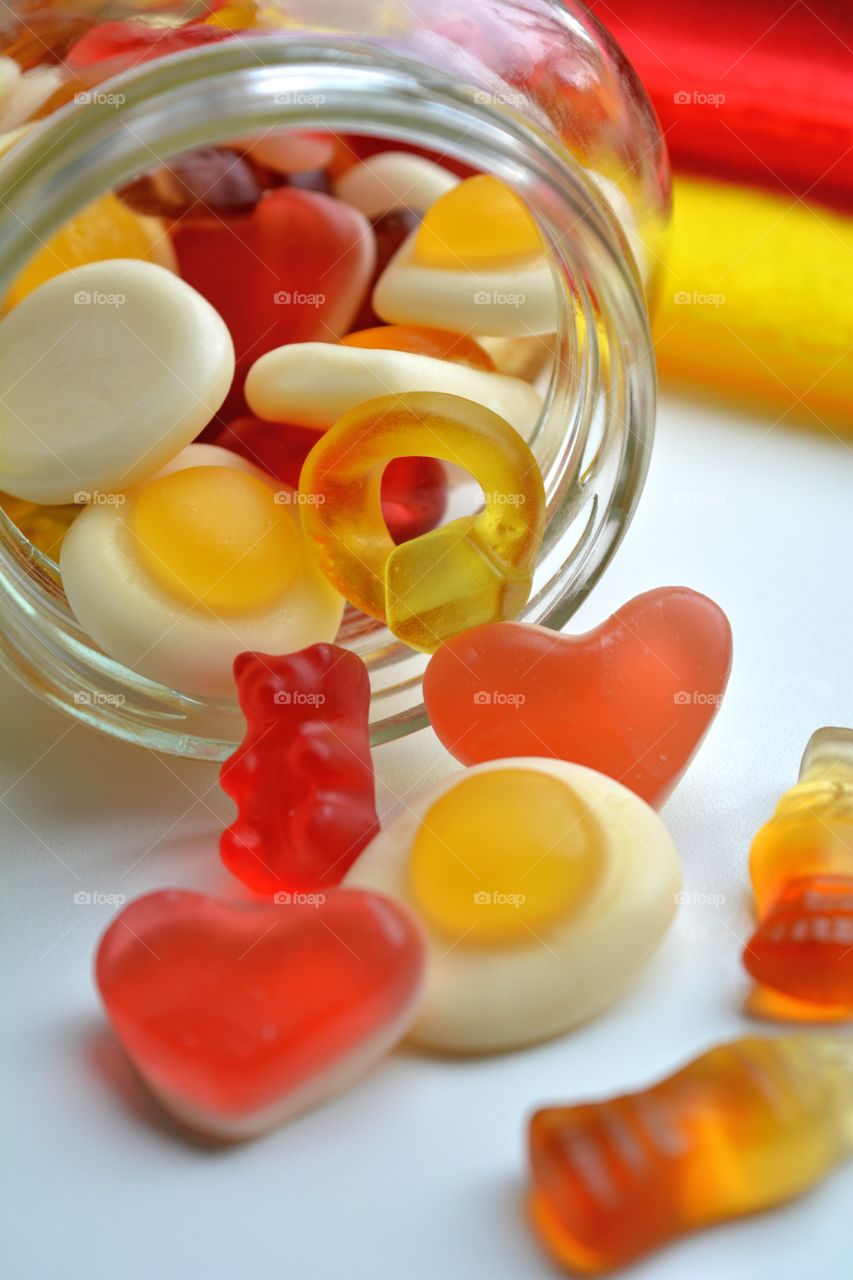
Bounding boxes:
655 177 853 429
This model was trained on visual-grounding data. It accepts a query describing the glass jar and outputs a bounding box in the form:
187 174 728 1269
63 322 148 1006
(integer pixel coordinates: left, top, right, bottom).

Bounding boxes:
0 0 668 759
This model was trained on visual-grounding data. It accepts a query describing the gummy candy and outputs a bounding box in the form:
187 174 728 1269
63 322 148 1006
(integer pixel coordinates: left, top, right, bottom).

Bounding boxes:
423 587 733 807
65 21 231 71
414 174 544 269
220 645 380 894
0 492 79 559
0 259 233 504
1 9 95 70
529 1036 853 1273
171 188 375 416
245 341 542 434
334 151 458 220
299 392 546 652
212 417 448 544
118 148 263 219
743 726 853 1014
4 192 175 310
340 324 495 370
346 757 681 1053
96 887 426 1140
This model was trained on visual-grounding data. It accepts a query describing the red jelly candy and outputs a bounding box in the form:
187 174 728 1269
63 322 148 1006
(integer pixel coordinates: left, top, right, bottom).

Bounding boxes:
423 587 733 808
96 888 425 1140
66 21 231 71
221 645 380 895
214 417 448 544
172 189 375 414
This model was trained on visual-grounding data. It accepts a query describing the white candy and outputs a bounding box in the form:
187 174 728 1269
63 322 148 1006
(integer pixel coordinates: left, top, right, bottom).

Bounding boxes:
0 259 234 505
60 449 345 699
245 342 543 437
347 758 682 1054
372 228 559 336
239 130 335 175
0 59 64 133
334 152 458 219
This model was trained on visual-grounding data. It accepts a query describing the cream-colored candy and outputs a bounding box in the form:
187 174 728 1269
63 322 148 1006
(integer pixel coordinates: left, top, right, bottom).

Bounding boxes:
245 343 543 436
334 152 458 219
60 450 345 699
478 333 556 383
0 259 234 505
239 130 335 175
346 758 681 1054
0 60 64 133
372 227 559 337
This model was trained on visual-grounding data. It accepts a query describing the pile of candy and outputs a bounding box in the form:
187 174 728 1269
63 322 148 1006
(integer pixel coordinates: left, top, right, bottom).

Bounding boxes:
1 11 851 1276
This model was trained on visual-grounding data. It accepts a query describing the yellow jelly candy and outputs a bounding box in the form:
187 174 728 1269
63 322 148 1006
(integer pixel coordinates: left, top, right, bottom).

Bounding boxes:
131 466 301 613
5 193 173 311
0 492 78 559
414 174 545 270
299 391 546 652
409 769 604 943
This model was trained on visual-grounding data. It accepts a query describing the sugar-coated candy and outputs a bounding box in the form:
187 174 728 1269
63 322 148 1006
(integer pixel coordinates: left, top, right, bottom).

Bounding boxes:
743 726 853 1015
221 645 380 895
171 188 375 412
96 887 426 1140
214 416 448 544
373 174 558 336
340 324 495 370
424 587 733 807
118 148 263 219
65 20 231 71
0 259 233 505
529 1036 853 1273
299 392 545 652
4 193 176 310
347 758 680 1053
246 342 542 436
60 448 343 698
333 151 458 219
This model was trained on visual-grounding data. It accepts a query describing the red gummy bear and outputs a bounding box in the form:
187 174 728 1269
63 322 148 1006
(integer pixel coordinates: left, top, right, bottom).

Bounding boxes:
214 416 448 544
220 645 380 895
66 21 232 71
423 587 733 808
171 188 375 417
96 888 425 1140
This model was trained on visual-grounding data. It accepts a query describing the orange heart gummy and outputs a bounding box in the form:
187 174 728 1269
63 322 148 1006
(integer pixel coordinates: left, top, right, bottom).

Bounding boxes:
423 587 732 807
96 889 426 1140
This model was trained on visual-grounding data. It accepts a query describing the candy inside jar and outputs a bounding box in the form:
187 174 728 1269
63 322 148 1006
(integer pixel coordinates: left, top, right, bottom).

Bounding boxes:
0 4 665 756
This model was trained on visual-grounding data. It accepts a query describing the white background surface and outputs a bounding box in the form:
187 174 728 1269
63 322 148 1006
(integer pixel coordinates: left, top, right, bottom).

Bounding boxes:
2 392 852 1280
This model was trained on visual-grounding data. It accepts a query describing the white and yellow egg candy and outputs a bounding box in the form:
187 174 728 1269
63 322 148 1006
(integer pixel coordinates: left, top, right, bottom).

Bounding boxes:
0 259 234 505
372 174 559 337
333 152 458 219
346 758 681 1054
60 446 344 698
245 342 543 436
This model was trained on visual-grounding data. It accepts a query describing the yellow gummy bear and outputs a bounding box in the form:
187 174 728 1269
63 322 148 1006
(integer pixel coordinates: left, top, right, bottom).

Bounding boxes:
414 174 545 270
299 391 546 652
409 769 604 943
131 466 301 613
4 193 173 311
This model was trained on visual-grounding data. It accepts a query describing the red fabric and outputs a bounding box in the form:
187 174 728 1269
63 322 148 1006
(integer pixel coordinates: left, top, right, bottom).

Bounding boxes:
588 0 853 211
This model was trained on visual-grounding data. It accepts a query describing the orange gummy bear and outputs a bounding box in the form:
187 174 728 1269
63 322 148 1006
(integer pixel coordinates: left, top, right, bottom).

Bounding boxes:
744 726 853 1015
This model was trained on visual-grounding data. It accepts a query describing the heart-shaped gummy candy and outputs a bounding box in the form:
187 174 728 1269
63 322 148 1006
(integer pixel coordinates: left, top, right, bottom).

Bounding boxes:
96 889 425 1140
423 587 732 807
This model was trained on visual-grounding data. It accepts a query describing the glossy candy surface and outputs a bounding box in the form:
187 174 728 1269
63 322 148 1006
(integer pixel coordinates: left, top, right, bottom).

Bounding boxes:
299 392 545 652
66 21 231 70
424 587 733 806
529 1036 853 1273
744 727 853 1013
347 757 681 1053
221 646 380 895
340 324 495 370
118 147 263 219
213 416 448 544
96 887 426 1140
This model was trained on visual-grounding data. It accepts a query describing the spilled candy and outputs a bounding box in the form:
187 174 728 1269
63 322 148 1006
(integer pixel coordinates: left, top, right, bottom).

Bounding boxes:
220 645 380 894
423 587 733 807
96 887 425 1140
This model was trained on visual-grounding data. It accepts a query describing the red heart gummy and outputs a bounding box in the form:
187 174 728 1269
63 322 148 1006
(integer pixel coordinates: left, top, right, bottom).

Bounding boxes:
96 889 425 1140
423 587 732 807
